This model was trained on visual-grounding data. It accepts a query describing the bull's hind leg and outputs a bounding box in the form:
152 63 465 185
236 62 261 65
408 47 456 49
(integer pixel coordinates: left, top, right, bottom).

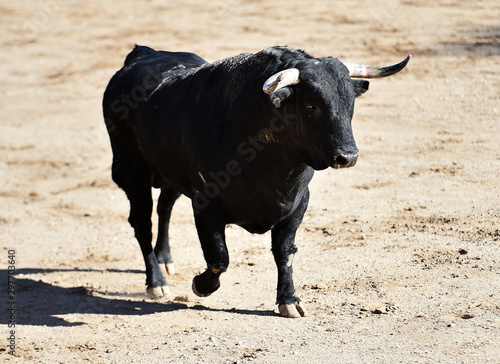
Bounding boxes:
128 186 170 298
191 203 228 297
154 187 181 275
111 153 169 298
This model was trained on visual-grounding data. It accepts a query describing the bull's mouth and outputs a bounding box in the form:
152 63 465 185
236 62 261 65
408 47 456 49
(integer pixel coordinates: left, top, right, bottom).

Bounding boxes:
330 152 358 169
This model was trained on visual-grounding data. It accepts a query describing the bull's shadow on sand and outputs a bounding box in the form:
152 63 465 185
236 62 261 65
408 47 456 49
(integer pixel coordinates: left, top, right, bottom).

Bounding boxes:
0 268 274 327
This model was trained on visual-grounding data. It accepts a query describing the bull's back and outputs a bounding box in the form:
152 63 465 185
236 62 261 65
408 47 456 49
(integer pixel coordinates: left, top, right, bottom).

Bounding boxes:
103 46 208 190
103 45 207 112
103 45 207 143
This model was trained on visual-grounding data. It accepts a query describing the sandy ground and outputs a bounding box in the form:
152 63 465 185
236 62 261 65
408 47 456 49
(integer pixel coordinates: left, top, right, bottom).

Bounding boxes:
1 0 499 363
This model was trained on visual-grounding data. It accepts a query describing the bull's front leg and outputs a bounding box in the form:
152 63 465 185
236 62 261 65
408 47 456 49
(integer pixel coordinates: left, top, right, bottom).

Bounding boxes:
271 191 309 318
191 203 228 297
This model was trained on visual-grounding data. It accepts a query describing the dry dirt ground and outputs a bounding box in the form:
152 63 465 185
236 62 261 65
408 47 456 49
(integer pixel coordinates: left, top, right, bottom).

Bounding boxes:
1 0 499 363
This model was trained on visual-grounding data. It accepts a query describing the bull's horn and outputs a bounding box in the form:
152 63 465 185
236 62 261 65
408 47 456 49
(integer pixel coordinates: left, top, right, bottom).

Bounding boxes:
263 68 300 94
343 54 411 78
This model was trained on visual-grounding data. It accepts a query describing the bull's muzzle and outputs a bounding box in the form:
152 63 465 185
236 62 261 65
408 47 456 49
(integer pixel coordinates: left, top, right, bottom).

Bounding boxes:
332 152 358 169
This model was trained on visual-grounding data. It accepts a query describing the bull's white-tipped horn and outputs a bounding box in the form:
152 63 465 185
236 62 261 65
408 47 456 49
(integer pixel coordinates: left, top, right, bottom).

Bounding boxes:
343 55 411 78
263 68 300 94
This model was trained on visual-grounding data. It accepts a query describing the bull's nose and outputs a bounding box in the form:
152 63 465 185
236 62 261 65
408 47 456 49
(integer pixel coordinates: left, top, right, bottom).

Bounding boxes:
332 152 358 169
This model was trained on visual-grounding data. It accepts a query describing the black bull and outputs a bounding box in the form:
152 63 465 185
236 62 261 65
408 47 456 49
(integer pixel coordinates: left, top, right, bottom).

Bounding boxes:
102 45 409 317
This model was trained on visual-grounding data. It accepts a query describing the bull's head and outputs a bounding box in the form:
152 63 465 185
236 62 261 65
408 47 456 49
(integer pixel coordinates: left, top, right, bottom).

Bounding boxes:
262 55 410 170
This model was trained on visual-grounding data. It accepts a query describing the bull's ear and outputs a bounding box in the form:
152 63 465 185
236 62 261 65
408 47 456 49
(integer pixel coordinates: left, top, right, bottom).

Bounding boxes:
353 80 369 98
269 87 293 108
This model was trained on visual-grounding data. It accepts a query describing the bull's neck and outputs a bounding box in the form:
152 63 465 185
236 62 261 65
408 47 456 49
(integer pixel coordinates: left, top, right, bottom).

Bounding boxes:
234 102 308 177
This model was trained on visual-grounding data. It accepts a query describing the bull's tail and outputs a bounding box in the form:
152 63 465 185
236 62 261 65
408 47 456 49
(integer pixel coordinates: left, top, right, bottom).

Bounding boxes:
124 44 156 66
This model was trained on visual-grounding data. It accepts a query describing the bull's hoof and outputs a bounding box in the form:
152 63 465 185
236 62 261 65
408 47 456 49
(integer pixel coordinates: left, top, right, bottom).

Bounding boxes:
165 263 176 275
147 285 171 299
191 278 212 297
278 303 307 318
191 270 221 297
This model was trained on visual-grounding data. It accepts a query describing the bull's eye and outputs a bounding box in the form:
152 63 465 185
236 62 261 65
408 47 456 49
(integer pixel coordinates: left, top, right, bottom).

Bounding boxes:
305 103 322 118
